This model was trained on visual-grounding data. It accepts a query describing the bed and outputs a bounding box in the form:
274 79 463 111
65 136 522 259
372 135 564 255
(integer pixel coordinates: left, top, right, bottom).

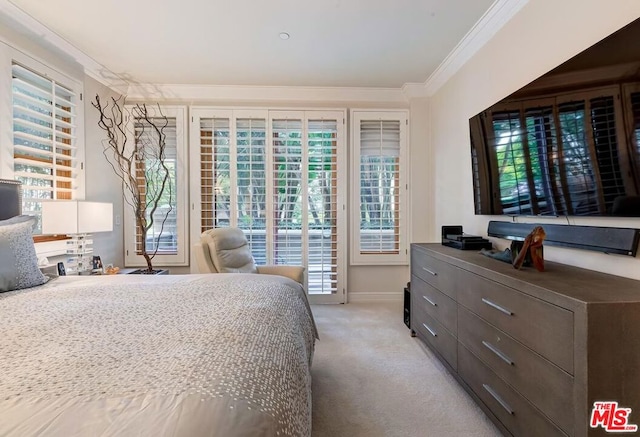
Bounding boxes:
0 181 318 437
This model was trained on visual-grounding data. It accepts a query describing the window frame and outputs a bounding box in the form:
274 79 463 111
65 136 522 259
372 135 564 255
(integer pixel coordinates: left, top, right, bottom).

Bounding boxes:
123 105 189 267
0 41 85 255
189 107 348 303
349 109 409 266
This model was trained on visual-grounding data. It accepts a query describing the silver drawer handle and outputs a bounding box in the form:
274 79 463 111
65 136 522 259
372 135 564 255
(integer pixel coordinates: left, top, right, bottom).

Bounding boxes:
422 323 437 337
483 384 514 415
482 341 514 365
481 298 513 316
422 267 437 276
422 295 437 306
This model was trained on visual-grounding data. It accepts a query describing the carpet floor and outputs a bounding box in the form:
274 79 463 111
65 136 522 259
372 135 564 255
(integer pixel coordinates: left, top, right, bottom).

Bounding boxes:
310 302 501 437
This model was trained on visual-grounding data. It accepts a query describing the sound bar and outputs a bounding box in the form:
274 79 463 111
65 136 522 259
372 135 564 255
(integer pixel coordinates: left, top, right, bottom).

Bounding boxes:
487 221 640 257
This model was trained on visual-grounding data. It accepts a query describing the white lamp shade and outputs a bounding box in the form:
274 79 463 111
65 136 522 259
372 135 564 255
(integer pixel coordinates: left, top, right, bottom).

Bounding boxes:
42 201 113 235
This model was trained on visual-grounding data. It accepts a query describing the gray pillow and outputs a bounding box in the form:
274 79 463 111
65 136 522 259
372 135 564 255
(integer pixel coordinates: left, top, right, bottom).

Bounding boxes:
0 215 48 292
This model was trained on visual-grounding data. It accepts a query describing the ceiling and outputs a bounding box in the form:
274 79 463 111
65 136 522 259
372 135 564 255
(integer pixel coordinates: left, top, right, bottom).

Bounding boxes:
6 0 496 89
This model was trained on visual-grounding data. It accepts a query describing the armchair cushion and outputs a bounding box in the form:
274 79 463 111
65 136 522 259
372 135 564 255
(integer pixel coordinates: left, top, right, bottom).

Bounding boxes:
200 228 258 274
257 265 305 284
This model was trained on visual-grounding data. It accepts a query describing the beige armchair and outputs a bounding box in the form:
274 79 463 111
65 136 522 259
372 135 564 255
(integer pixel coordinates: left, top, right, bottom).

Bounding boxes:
194 227 305 284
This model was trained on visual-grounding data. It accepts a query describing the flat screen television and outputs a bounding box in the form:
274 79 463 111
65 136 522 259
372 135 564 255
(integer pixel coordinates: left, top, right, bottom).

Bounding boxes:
469 17 640 217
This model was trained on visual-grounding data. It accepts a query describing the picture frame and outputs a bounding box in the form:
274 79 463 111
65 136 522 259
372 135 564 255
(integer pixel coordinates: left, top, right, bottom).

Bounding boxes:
92 255 103 273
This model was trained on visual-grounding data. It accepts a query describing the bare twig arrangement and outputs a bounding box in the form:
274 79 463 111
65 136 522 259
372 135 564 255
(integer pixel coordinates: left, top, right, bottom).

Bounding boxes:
92 95 172 273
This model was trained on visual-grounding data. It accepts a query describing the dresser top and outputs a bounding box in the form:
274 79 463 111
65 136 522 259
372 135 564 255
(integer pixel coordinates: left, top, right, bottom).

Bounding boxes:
412 243 640 307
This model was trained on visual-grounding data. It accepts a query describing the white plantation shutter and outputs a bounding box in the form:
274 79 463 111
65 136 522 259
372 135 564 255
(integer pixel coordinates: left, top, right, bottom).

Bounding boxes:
124 106 188 267
12 62 80 233
236 118 267 263
271 118 304 267
307 119 339 294
193 111 268 263
199 116 231 229
351 110 408 265
190 109 346 302
134 116 178 255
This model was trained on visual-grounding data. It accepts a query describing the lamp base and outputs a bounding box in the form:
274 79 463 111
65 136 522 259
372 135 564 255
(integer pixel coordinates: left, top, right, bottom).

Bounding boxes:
65 234 94 274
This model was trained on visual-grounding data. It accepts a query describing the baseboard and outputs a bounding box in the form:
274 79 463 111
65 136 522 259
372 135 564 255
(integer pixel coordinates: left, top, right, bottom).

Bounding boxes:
348 292 404 303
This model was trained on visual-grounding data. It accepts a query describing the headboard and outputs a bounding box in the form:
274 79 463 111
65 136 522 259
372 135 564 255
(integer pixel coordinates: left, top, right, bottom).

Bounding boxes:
0 179 22 220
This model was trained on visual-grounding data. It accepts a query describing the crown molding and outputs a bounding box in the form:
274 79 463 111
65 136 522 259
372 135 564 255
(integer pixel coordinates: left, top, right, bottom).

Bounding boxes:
401 82 429 99
125 83 409 104
424 0 529 96
0 0 126 93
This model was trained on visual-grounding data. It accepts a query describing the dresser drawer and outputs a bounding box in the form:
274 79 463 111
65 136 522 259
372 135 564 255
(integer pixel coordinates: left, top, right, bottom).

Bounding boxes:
458 306 573 435
456 270 574 374
412 303 457 370
411 247 459 299
411 275 457 335
458 344 566 437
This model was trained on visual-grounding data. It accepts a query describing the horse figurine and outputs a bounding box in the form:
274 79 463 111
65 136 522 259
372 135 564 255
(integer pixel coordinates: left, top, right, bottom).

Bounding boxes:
512 226 546 272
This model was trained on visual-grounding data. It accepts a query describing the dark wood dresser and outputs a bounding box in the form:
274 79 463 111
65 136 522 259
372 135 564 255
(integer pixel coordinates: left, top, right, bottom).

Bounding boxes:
410 243 640 437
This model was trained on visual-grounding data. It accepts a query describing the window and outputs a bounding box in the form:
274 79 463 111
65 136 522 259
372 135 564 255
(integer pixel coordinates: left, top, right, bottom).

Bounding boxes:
8 56 84 234
350 110 409 265
124 106 188 266
191 108 346 302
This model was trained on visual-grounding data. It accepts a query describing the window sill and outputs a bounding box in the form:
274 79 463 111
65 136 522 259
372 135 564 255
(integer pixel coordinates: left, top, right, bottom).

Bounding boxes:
33 235 70 244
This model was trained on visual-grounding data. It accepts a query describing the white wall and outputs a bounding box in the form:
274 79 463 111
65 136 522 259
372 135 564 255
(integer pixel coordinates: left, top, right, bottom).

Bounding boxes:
429 0 640 278
83 76 124 268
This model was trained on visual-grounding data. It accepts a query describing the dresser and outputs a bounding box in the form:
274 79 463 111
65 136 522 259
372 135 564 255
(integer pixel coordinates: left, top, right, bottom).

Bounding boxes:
411 243 640 437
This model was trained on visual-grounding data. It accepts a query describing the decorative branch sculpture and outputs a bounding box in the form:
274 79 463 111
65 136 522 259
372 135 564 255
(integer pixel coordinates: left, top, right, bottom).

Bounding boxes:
92 95 172 273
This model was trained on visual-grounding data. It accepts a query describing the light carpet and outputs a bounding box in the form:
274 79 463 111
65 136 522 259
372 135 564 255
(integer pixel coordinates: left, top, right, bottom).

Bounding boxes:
310 302 501 437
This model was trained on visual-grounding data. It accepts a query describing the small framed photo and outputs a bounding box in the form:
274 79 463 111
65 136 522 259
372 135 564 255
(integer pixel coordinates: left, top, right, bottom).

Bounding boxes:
92 255 103 274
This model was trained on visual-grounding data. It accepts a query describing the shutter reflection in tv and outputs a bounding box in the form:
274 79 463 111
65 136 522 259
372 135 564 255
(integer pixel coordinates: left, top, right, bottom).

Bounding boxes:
469 17 640 218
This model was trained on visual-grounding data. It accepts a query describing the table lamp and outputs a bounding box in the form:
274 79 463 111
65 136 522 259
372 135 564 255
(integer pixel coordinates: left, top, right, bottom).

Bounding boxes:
41 201 113 274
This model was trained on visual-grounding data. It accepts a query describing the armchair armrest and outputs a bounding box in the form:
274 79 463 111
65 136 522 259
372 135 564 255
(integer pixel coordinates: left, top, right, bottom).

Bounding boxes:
257 265 305 284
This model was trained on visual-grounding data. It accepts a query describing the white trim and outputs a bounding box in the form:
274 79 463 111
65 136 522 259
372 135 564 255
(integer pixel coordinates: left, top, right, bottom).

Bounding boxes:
0 0 127 94
424 0 529 96
347 292 403 303
402 83 429 99
126 83 409 104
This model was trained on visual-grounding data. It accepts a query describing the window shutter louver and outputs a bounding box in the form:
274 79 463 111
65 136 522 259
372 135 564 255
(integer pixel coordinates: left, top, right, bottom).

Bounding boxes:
199 117 231 230
12 62 78 233
272 119 304 267
358 119 401 255
236 118 267 264
350 110 408 266
307 119 338 294
134 116 178 255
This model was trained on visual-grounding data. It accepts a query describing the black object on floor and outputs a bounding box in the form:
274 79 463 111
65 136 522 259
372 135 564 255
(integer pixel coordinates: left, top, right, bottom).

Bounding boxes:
403 282 411 329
